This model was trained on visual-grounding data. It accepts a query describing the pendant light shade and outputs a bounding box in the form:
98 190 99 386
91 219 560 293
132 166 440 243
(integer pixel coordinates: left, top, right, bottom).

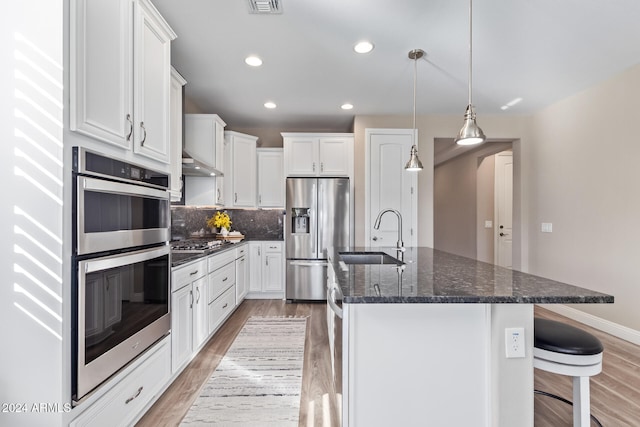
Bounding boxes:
455 0 485 146
405 49 424 172
405 145 424 171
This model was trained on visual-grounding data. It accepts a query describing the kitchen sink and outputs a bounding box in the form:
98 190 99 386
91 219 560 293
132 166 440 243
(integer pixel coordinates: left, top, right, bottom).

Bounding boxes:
338 251 403 265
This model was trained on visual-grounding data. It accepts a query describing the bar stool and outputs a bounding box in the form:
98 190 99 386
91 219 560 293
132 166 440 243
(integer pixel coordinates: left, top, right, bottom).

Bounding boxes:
533 318 604 427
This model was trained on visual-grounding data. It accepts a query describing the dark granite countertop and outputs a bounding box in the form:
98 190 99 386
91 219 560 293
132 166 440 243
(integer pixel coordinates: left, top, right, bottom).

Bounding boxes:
327 247 614 304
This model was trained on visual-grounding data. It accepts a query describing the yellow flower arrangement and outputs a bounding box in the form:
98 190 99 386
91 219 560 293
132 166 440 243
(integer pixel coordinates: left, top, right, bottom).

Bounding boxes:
207 211 231 230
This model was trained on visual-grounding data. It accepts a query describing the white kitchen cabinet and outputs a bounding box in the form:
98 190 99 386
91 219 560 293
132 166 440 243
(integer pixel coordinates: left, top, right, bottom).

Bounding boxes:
70 337 170 427
282 133 354 177
235 244 248 304
257 148 284 208
207 249 237 334
247 241 284 298
169 68 186 202
70 0 176 163
224 131 257 207
184 114 226 170
171 258 207 373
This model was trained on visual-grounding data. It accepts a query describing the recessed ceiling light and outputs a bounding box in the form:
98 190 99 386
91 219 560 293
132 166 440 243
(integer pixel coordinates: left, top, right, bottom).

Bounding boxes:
341 103 354 110
264 102 277 109
354 41 374 54
245 55 263 67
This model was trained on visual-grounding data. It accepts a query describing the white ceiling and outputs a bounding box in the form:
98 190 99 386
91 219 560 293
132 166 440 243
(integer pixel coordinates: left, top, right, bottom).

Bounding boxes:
153 0 640 132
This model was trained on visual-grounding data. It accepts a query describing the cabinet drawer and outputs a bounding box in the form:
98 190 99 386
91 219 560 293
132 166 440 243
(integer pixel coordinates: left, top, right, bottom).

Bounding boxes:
235 244 247 258
207 250 236 271
172 258 207 291
71 338 170 427
208 285 236 334
264 242 283 252
208 261 236 303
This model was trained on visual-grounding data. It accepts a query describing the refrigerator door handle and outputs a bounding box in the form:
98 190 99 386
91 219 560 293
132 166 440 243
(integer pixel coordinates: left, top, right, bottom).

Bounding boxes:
311 182 317 258
289 260 328 267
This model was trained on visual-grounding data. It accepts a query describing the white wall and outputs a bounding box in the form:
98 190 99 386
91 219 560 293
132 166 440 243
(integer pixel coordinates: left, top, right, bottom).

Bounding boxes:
524 64 640 332
1 1 66 426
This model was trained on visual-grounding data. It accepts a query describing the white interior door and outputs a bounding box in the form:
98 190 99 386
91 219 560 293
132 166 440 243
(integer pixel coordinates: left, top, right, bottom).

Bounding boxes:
365 129 417 248
495 151 513 268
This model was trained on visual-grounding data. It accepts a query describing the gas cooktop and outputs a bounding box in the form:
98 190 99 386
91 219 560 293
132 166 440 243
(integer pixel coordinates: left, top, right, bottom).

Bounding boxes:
170 239 223 253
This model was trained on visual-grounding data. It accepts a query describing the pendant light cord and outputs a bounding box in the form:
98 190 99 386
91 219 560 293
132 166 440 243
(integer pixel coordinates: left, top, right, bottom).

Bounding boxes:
468 0 473 107
413 53 417 131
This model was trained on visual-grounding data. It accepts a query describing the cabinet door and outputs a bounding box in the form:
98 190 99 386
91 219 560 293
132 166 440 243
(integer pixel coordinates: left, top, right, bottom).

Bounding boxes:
262 252 283 292
169 68 186 202
257 149 284 207
319 137 352 176
286 138 318 176
231 136 257 207
192 278 208 350
70 0 133 148
248 243 262 292
171 285 193 373
236 255 248 304
215 137 227 206
133 0 174 163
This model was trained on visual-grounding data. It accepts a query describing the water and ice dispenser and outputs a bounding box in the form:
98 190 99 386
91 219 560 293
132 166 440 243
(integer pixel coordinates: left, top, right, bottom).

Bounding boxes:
291 208 310 234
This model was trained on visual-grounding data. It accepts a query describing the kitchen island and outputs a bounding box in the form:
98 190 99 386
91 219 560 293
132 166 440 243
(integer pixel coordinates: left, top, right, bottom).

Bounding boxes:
325 247 613 427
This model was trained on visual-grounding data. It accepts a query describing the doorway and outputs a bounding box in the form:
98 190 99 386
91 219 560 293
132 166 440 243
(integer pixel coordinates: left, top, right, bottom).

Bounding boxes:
434 139 515 265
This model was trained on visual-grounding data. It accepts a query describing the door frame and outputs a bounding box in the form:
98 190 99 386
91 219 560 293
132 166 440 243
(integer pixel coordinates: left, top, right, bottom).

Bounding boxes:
364 128 418 247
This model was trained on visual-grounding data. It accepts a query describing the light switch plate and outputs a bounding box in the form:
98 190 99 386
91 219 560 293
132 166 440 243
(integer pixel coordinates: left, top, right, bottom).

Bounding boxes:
541 223 553 233
484 220 493 228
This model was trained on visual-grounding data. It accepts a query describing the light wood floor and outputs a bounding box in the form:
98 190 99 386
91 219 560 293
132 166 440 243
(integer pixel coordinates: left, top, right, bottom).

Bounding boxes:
137 301 640 426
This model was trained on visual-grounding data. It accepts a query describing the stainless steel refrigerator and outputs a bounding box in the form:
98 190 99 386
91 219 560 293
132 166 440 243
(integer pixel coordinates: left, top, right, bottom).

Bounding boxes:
286 177 350 301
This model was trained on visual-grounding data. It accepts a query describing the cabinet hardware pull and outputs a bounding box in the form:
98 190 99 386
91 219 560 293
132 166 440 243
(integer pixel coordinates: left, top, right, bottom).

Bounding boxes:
266 257 269 266
258 247 261 256
196 287 200 303
222 277 228 281
190 270 198 276
140 122 147 146
125 387 143 404
222 303 228 309
313 162 316 172
321 162 324 172
234 193 238 203
217 188 221 201
190 290 193 308
259 195 262 204
126 114 133 141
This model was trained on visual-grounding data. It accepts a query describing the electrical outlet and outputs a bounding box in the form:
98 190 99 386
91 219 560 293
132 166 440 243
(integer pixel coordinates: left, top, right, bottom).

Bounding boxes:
505 327 525 358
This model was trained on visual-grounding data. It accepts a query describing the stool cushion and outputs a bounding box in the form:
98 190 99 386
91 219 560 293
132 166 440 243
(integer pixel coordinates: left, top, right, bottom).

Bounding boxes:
534 318 603 356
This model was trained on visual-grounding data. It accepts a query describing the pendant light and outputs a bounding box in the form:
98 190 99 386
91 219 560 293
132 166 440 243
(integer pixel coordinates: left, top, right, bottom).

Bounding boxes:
405 49 424 171
455 0 485 146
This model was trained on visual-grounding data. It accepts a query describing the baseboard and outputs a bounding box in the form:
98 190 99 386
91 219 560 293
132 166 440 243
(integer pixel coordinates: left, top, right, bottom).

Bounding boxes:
538 304 640 346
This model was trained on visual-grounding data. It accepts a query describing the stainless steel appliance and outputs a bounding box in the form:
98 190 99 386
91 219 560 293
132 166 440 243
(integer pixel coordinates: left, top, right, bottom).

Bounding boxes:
72 147 171 402
285 177 350 300
171 239 223 253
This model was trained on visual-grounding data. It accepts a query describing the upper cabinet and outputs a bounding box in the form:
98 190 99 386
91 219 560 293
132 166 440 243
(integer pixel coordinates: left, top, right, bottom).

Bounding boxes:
257 148 284 208
169 68 186 202
282 133 354 177
224 131 257 208
70 0 176 163
183 114 226 170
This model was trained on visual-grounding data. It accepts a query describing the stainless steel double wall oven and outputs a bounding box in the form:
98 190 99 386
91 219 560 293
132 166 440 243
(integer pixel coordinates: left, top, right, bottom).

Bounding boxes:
72 147 171 402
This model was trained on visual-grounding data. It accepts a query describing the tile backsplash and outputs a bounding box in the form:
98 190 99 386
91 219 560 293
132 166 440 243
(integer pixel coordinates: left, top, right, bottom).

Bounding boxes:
171 206 284 241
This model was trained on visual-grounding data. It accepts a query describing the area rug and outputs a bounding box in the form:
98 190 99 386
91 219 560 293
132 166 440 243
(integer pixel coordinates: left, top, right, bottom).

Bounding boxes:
180 316 308 426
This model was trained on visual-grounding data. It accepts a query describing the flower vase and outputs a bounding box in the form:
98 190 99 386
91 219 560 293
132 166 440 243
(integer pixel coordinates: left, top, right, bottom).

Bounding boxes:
220 227 229 237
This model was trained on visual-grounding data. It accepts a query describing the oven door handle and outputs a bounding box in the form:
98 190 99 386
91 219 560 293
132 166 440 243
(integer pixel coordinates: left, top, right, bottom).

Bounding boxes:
81 176 169 200
81 245 169 273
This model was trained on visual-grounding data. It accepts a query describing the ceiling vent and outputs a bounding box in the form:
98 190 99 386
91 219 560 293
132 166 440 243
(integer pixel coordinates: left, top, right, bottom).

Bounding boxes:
247 0 282 14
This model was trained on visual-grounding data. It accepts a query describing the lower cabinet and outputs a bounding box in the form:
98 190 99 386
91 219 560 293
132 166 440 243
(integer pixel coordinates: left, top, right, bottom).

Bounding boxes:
207 249 237 335
235 244 248 304
171 258 207 373
248 241 284 298
70 337 171 427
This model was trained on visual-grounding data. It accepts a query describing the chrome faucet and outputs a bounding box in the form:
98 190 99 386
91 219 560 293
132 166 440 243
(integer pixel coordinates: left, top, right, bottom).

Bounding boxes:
373 209 405 252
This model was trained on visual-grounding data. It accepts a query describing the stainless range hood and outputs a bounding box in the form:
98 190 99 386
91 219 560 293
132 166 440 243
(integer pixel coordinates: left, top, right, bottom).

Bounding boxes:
182 150 224 177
